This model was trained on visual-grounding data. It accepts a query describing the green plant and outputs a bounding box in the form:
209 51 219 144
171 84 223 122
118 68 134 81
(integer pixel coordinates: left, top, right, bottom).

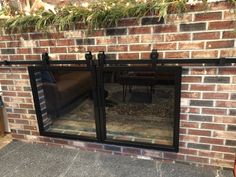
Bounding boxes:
1 0 236 33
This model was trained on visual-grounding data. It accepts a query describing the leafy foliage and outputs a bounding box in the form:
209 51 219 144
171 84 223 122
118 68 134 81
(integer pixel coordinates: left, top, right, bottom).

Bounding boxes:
0 0 235 33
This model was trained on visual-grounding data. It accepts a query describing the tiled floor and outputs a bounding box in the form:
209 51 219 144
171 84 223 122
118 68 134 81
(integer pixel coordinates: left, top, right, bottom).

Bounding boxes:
0 141 234 177
0 134 12 149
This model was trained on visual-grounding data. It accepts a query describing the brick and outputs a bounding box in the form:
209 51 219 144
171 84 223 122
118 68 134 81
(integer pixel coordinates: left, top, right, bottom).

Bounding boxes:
119 53 139 60
153 25 177 33
166 14 192 23
33 48 48 53
1 49 15 54
17 48 32 54
57 39 75 46
123 147 141 155
203 93 228 100
200 137 224 145
189 115 213 122
224 11 235 20
202 108 227 115
179 148 197 155
216 101 236 108
153 43 176 51
106 28 127 36
86 143 103 149
188 129 211 136
191 68 217 75
53 139 69 145
187 143 210 150
204 77 230 83
208 21 235 30
104 145 121 152
190 100 213 107
165 33 191 42
206 40 234 49
193 32 220 40
226 140 236 146
97 37 117 45
223 31 236 38
25 55 40 60
7 41 20 47
118 18 139 27
186 156 209 163
228 125 236 131
118 36 139 44
130 44 151 51
201 123 225 130
108 45 128 52
180 135 198 143
231 93 236 100
180 23 206 31
219 68 236 75
181 121 199 128
191 85 215 91
87 46 106 52
129 27 151 34
141 17 164 25
224 154 235 160
141 34 164 44
59 54 76 60
217 85 236 91
0 80 14 85
195 12 222 21
198 151 223 159
9 55 24 60
179 42 204 50
39 40 56 46
213 131 236 140
76 39 95 45
165 52 189 58
181 92 201 99
15 119 29 125
182 76 202 83
212 145 235 153
163 152 184 160
220 49 236 57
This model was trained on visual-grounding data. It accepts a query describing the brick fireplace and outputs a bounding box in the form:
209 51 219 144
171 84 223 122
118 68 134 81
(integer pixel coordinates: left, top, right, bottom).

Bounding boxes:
0 1 235 169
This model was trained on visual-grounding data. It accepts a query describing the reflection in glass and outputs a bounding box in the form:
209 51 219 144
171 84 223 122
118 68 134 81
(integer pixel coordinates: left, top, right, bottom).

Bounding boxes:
104 70 175 146
35 70 96 137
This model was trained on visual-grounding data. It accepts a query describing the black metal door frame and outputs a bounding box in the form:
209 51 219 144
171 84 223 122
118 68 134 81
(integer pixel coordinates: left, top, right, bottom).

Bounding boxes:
28 66 102 143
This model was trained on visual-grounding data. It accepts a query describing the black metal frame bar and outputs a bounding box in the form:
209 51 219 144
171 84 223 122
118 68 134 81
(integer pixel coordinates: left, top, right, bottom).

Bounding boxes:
0 50 236 66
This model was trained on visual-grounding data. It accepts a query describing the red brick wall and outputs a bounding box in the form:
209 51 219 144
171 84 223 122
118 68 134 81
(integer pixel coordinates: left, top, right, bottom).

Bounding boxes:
0 2 235 169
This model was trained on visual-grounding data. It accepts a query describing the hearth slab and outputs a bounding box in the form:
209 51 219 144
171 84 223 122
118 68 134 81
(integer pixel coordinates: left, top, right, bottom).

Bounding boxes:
0 141 233 177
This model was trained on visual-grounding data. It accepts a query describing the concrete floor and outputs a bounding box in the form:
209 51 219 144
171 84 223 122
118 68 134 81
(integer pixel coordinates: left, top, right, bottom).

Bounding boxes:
0 141 234 177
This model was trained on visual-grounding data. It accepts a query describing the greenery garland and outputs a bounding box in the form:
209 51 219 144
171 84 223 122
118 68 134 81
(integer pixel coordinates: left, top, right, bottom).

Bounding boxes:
0 0 235 33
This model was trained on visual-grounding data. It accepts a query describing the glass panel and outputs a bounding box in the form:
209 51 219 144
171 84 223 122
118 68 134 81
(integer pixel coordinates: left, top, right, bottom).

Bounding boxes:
104 70 176 146
34 69 96 137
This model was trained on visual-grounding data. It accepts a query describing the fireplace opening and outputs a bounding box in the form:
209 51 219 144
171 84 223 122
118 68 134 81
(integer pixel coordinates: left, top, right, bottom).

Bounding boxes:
29 64 181 151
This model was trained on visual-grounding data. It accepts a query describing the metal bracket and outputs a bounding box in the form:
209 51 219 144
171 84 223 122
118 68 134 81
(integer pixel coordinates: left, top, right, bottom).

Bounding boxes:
42 52 50 66
85 51 93 68
98 51 106 69
150 49 159 68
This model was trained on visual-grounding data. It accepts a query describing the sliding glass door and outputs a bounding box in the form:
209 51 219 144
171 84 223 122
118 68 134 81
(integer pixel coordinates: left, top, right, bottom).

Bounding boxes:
100 66 182 151
29 65 181 151
29 66 101 141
